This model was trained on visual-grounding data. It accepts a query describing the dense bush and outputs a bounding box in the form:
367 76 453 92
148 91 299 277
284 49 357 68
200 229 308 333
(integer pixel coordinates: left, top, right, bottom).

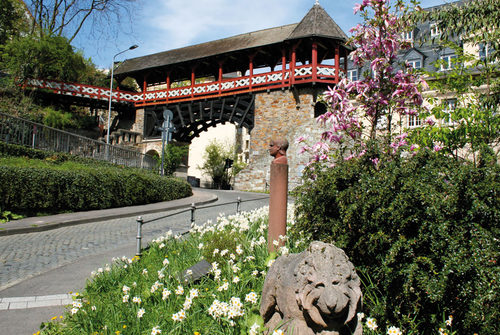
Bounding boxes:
0 143 192 215
291 149 499 334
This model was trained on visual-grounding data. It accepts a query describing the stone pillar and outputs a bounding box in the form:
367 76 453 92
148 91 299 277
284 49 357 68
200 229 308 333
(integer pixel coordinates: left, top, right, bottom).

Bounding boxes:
268 161 288 252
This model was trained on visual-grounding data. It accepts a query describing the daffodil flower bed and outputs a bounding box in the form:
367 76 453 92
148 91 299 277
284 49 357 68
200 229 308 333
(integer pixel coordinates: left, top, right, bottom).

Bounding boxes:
39 206 306 335
39 206 458 335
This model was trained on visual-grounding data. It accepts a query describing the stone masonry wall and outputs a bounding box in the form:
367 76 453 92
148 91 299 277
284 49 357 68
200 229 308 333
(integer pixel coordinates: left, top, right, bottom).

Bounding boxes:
129 108 162 155
234 88 324 192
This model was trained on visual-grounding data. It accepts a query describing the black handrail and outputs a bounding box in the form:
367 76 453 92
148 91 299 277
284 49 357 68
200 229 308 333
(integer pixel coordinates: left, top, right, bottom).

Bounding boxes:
135 196 270 256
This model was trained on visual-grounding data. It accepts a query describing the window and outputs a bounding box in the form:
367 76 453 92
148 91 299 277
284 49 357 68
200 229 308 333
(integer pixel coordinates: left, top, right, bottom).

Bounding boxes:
401 31 413 42
347 69 358 81
443 98 456 125
479 43 496 62
440 54 457 71
407 59 422 69
430 23 441 37
408 114 422 128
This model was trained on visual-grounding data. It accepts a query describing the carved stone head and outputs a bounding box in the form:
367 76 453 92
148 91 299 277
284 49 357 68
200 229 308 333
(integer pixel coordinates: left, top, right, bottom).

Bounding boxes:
260 241 362 335
269 137 289 164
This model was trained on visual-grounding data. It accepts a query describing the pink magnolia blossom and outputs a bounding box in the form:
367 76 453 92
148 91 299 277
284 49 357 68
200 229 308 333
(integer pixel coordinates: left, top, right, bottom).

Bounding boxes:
425 118 435 126
299 0 426 170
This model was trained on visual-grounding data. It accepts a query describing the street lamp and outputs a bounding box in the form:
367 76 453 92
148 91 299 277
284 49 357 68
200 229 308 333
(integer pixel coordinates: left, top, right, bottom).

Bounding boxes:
106 44 139 147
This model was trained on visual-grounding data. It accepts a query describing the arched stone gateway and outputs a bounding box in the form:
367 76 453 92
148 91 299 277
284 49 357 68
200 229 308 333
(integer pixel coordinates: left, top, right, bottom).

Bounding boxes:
145 149 159 159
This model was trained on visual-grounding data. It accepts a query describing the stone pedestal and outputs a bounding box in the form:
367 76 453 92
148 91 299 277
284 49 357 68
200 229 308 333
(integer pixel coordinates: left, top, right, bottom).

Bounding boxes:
268 162 288 252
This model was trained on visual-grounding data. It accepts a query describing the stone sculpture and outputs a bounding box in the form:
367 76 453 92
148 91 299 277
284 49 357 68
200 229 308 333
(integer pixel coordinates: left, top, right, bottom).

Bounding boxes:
269 137 289 165
260 241 363 335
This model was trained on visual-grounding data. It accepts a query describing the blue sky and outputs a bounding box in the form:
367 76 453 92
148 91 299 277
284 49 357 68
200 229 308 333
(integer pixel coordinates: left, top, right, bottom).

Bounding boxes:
71 0 451 69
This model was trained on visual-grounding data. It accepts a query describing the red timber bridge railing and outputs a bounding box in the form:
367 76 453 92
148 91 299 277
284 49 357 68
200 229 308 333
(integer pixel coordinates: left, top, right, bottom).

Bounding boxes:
24 64 343 107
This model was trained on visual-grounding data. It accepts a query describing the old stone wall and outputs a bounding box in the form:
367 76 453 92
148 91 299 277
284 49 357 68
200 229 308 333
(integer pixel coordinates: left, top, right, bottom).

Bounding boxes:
131 108 145 135
234 88 324 192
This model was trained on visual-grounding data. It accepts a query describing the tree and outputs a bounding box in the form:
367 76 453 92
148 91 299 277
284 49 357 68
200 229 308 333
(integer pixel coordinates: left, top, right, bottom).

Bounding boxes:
413 0 499 62
199 140 245 190
409 0 500 163
299 0 427 165
25 0 138 43
0 0 29 45
1 34 86 82
162 143 188 177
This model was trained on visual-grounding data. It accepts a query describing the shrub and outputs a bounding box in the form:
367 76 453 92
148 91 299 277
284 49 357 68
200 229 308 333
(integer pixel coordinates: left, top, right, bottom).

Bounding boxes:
291 149 499 334
0 143 192 216
0 165 192 215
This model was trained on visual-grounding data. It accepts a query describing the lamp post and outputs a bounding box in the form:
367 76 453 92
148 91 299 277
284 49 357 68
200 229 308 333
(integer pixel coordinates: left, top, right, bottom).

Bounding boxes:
106 44 139 150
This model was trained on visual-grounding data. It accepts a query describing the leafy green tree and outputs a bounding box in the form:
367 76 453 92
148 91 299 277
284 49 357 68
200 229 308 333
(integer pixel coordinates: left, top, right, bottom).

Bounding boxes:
162 143 188 177
0 0 29 45
199 140 246 189
409 0 500 163
1 34 87 83
414 0 499 62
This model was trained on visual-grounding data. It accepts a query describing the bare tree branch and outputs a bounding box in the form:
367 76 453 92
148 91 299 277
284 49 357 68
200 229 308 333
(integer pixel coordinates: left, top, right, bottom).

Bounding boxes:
24 0 138 43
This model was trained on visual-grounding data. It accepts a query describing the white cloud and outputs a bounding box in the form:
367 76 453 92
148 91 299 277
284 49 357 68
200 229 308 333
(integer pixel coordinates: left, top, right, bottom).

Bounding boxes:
139 0 305 52
77 0 449 67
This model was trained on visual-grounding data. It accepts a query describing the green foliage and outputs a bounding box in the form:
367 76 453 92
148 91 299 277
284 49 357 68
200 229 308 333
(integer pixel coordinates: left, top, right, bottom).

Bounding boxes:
42 107 75 130
0 142 192 216
199 140 246 189
412 0 500 62
408 1 500 163
1 34 86 83
162 143 188 176
0 0 28 45
0 208 24 223
292 148 499 333
407 40 499 163
0 141 112 166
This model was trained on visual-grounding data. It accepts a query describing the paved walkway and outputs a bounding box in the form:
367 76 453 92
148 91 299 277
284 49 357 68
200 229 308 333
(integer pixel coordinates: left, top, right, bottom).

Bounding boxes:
0 189 221 334
0 294 73 310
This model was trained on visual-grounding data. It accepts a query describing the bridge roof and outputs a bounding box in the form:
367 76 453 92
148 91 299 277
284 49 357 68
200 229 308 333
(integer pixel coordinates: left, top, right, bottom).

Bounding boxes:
115 3 348 78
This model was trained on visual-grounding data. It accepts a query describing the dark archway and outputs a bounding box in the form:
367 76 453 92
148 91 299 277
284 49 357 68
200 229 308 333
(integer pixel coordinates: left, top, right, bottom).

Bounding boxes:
145 149 160 159
143 94 255 143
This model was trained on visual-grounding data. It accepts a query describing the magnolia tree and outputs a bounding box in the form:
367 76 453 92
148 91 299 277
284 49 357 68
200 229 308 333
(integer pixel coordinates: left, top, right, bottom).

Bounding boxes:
299 0 428 166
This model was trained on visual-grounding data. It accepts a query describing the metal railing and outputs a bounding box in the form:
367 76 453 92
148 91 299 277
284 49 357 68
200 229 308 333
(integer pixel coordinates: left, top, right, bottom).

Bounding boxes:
134 196 270 256
0 112 156 169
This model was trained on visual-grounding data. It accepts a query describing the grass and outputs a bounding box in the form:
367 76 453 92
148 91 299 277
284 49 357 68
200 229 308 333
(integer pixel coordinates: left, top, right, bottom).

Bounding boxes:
36 206 457 335
0 156 148 173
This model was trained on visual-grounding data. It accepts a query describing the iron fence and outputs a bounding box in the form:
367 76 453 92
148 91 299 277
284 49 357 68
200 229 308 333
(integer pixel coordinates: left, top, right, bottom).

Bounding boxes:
134 196 270 256
0 112 156 169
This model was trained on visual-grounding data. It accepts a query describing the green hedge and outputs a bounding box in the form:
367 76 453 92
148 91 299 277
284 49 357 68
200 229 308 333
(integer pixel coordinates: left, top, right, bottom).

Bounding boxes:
0 142 192 215
291 148 499 334
0 165 192 214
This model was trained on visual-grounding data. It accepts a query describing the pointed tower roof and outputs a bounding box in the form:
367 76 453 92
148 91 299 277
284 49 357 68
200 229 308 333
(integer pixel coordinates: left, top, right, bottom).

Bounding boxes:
287 3 348 41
